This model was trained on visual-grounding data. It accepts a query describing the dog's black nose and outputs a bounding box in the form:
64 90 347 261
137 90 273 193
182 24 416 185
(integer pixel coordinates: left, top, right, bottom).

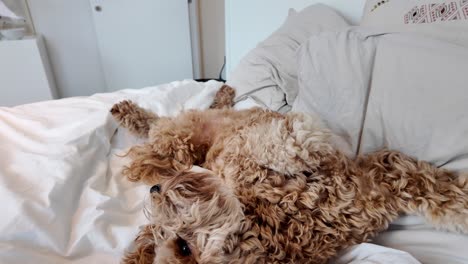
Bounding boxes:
150 184 161 194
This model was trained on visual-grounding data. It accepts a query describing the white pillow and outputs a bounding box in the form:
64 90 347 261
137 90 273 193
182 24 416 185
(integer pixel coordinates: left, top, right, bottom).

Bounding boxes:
295 28 468 263
227 4 349 111
361 0 468 26
292 28 379 157
360 33 468 172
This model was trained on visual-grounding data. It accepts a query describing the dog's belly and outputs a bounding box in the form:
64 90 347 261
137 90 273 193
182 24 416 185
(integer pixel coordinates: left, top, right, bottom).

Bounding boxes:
196 116 236 145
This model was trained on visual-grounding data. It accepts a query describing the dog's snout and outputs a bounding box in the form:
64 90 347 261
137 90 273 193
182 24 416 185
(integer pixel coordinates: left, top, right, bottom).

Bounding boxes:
150 184 161 194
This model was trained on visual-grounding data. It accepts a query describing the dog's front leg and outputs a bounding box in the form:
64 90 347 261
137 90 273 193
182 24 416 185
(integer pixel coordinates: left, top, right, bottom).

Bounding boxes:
123 112 211 184
123 131 198 184
111 100 159 138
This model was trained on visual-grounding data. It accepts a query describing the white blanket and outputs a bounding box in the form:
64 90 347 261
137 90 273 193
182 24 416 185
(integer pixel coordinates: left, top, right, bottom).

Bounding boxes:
0 80 224 263
0 79 420 263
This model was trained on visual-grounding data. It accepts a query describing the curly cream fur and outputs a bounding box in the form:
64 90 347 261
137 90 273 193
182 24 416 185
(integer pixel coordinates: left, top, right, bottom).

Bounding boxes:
112 91 468 263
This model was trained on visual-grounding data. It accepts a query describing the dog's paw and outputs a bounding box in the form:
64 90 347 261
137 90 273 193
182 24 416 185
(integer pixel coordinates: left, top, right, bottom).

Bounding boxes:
218 84 235 98
210 85 236 109
110 100 135 114
110 100 137 122
110 100 159 138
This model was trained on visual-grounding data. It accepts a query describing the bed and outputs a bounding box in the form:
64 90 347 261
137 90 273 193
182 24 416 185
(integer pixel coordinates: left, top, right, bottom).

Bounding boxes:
1 1 468 263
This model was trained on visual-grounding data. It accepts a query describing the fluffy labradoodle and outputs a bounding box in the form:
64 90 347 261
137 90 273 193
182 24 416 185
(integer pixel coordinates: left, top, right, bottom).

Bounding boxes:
110 86 468 264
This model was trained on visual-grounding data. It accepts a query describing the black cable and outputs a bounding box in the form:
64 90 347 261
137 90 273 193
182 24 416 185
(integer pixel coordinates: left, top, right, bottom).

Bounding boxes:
218 56 226 82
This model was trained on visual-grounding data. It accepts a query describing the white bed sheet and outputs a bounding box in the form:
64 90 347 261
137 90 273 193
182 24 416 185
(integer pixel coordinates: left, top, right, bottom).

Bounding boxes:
0 79 423 263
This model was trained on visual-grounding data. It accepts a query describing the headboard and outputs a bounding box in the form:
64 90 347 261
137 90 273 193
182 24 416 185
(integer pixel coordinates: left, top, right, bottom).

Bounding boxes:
225 0 366 77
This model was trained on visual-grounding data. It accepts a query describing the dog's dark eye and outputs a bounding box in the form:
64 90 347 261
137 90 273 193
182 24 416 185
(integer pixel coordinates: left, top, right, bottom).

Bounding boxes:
176 237 191 256
150 184 161 194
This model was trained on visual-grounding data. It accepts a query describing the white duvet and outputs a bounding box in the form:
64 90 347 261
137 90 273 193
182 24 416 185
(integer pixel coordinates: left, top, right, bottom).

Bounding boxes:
0 79 420 263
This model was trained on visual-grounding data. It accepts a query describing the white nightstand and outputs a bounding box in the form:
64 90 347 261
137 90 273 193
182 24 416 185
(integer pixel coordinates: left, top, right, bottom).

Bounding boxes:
0 35 57 107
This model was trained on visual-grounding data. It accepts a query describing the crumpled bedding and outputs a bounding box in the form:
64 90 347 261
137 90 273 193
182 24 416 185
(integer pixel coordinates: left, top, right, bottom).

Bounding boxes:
0 79 424 263
0 80 224 263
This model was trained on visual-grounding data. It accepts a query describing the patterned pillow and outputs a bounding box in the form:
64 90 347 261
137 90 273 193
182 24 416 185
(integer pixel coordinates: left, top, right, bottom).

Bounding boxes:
361 0 468 26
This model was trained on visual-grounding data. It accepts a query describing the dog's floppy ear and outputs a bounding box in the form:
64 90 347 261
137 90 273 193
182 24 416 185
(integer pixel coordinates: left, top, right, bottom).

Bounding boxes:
111 100 159 138
122 225 156 264
123 143 193 184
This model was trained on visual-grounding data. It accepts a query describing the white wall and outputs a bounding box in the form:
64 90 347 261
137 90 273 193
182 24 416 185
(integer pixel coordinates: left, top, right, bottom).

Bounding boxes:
199 0 225 79
27 0 226 97
0 37 56 106
27 0 107 98
225 0 366 76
